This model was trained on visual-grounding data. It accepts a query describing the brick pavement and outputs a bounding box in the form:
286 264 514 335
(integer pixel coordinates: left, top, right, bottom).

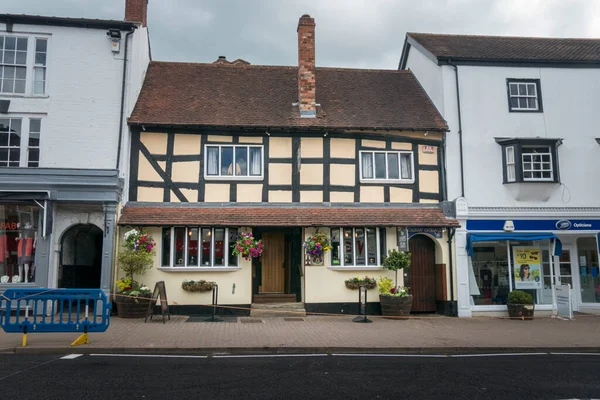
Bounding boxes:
1 314 600 353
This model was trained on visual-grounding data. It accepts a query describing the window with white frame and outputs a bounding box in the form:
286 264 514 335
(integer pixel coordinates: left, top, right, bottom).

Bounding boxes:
0 35 48 96
360 150 413 182
0 118 22 167
28 118 41 167
522 146 553 181
162 227 238 267
507 79 542 112
331 227 380 267
498 139 559 184
205 145 263 179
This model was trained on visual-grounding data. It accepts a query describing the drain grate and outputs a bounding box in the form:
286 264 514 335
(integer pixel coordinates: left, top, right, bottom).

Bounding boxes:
283 317 305 322
239 318 264 324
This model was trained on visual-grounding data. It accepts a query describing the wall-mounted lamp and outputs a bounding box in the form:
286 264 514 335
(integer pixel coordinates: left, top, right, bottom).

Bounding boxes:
106 29 122 53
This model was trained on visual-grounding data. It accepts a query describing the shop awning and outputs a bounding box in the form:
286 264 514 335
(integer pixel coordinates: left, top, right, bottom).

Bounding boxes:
466 233 562 256
118 203 460 228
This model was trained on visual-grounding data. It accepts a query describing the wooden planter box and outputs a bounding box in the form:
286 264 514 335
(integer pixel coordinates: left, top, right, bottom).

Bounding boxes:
345 281 377 290
507 303 535 320
182 282 215 292
115 294 152 319
379 294 413 319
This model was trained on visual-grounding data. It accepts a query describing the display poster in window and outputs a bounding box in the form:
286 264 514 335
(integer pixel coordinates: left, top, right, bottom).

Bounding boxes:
513 247 542 289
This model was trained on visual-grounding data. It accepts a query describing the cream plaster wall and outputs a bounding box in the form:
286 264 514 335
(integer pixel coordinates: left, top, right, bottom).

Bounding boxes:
239 136 263 144
420 199 439 204
330 138 355 158
137 187 163 202
361 139 386 149
419 145 438 165
172 161 200 183
237 184 263 202
269 137 292 158
300 191 323 202
329 192 354 203
204 183 230 202
330 164 355 186
360 186 384 202
419 170 440 193
142 227 252 305
303 227 399 303
173 134 201 155
269 163 292 185
301 137 323 158
268 190 292 202
138 157 165 181
391 142 412 151
300 164 323 185
140 132 167 154
390 187 412 203
207 135 232 143
170 189 198 203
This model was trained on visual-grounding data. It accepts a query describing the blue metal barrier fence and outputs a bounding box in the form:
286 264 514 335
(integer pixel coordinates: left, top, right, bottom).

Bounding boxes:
0 288 111 344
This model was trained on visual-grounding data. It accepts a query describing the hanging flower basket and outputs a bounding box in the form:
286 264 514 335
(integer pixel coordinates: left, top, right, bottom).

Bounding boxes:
344 276 377 290
182 280 216 292
303 232 332 266
231 232 263 261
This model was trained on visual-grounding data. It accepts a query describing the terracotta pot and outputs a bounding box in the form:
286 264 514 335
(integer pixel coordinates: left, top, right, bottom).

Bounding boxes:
115 294 152 318
507 303 535 320
379 294 413 319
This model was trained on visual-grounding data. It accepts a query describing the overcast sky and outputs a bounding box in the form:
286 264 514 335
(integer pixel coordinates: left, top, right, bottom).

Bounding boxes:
2 0 600 69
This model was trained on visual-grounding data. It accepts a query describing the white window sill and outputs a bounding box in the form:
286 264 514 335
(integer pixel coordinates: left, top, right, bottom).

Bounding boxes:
159 267 241 272
328 266 385 271
0 94 49 99
204 176 263 181
360 179 415 185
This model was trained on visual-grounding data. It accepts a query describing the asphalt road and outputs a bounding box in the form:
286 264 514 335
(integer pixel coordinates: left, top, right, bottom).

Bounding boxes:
0 352 599 399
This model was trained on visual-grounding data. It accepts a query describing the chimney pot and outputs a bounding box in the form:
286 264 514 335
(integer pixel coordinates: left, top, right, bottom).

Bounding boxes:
297 14 316 118
125 0 148 27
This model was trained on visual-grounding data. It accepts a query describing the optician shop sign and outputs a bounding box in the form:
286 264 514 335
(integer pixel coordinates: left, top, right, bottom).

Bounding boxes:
467 219 600 231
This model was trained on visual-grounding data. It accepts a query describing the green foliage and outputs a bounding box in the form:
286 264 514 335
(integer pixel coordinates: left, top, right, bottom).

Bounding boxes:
378 277 394 295
117 247 154 281
382 249 411 272
507 290 534 304
345 276 376 285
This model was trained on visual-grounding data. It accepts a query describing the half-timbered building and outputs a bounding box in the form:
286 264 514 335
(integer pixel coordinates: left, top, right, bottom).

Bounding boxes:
118 15 459 316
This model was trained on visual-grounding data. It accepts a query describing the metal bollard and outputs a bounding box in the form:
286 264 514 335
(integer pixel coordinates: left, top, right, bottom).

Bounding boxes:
352 285 372 323
204 284 223 322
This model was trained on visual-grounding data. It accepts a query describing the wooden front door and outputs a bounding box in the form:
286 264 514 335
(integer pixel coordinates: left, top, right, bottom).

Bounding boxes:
407 235 437 312
260 232 286 293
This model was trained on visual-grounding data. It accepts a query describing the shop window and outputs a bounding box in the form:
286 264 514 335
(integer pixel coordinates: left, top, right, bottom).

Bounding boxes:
577 237 600 304
359 150 414 182
0 204 40 284
161 226 238 268
204 145 263 179
470 241 553 306
333 227 381 267
496 138 560 184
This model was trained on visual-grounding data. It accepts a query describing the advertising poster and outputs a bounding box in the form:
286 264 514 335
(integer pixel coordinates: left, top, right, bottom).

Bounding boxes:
513 247 542 289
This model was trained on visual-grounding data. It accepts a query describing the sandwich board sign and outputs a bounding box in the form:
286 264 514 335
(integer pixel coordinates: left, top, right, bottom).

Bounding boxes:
555 284 573 320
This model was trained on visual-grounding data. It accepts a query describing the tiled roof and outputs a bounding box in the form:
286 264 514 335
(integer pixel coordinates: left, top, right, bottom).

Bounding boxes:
128 62 448 131
118 204 459 227
407 33 600 63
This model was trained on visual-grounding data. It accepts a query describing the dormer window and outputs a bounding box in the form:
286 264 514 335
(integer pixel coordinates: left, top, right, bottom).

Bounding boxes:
496 138 560 184
506 79 542 112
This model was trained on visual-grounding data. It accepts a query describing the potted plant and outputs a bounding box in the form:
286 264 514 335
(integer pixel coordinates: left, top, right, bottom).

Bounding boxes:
182 279 216 292
115 229 156 318
507 290 535 320
345 276 377 290
379 249 412 318
303 232 332 265
231 232 263 261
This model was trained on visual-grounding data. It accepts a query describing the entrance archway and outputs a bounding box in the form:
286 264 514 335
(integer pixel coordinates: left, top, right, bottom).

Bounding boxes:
407 234 437 312
59 224 103 288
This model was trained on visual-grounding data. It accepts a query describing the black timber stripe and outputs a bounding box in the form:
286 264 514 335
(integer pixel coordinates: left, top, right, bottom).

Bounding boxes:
128 128 141 201
139 141 188 202
323 136 331 202
412 142 419 203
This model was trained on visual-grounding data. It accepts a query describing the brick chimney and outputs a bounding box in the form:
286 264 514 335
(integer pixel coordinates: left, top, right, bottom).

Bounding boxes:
297 14 316 118
125 0 148 27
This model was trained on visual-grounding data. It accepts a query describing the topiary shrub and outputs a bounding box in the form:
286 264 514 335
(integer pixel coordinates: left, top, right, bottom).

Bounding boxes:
507 290 533 305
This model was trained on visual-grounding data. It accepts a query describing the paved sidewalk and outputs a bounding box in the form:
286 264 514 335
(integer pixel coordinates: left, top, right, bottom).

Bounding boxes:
1 314 600 354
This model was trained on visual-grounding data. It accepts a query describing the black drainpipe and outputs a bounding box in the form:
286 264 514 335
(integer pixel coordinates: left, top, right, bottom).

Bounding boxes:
446 59 465 198
447 227 456 316
116 29 135 171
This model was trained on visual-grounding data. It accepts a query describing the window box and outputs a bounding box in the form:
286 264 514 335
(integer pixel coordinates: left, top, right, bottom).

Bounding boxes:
496 138 561 184
506 79 543 112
